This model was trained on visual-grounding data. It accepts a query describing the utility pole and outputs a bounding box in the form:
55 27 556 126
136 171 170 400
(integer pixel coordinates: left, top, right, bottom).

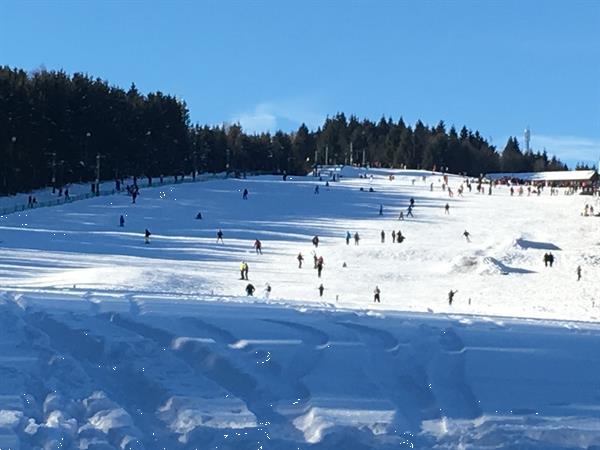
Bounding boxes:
192 151 197 179
95 153 101 196
325 145 329 166
51 152 57 193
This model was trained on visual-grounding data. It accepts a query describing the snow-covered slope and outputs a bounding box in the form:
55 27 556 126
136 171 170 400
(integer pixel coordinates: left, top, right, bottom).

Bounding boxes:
1 170 600 449
1 171 598 321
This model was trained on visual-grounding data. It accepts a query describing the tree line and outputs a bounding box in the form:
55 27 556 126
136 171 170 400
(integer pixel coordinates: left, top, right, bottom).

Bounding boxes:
1 66 570 195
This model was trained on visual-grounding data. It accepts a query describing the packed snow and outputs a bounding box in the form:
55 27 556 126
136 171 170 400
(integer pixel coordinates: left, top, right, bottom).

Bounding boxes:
1 168 600 449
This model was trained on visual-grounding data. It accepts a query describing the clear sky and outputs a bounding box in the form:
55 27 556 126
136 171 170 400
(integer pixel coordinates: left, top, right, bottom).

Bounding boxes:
1 0 599 166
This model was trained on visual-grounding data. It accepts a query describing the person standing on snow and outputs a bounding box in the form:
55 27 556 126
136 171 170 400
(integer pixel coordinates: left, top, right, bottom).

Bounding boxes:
381 230 385 243
373 286 381 303
264 283 272 298
463 230 471 242
240 261 249 280
354 232 360 245
391 230 396 243
576 265 582 281
314 185 320 194
312 235 319 248
407 205 414 218
316 256 324 278
144 228 151 244
448 290 457 305
444 203 450 214
254 239 262 255
379 204 383 216
242 188 249 200
346 231 351 245
318 284 325 297
119 215 125 227
297 252 304 268
245 283 255 296
398 211 404 221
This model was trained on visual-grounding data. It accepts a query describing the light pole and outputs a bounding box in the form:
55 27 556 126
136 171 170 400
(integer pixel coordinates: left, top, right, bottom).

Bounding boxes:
95 153 101 196
192 151 197 180
51 151 57 193
83 132 91 182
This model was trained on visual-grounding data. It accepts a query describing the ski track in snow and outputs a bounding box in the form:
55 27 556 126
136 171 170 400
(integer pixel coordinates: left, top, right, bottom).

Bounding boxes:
1 168 600 448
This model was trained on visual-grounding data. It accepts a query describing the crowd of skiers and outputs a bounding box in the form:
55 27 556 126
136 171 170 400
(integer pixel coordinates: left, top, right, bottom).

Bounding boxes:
118 175 590 308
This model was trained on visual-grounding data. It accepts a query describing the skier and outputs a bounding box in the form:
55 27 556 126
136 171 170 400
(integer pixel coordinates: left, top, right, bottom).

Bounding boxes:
318 284 325 297
397 230 405 243
576 265 582 281
254 239 262 255
216 229 224 243
132 190 138 204
444 203 450 214
409 198 415 208
245 283 255 296
354 232 360 245
314 185 320 194
391 230 396 243
398 211 404 221
119 215 125 227
242 188 249 200
543 253 549 267
548 252 555 268
144 228 151 244
313 252 318 269
240 261 249 280
345 231 351 245
316 256 324 278
312 235 319 247
195 212 203 219
379 204 383 216
373 286 381 303
448 290 457 305
463 230 471 242
407 205 414 218
381 230 385 243
297 252 304 268
264 283 272 299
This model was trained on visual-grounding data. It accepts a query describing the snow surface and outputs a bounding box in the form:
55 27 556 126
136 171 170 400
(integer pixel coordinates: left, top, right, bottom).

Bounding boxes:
1 168 600 449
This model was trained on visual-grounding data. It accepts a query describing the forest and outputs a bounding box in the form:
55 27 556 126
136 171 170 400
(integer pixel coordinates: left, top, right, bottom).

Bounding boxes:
1 66 571 195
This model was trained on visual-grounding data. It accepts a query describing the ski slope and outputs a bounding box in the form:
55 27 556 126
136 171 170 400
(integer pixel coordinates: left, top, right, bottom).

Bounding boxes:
1 169 600 449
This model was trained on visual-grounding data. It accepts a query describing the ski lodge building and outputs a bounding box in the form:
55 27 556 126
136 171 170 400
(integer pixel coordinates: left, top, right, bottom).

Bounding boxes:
485 170 598 194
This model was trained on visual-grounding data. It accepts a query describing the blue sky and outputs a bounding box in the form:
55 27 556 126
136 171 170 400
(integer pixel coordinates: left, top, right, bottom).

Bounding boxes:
1 0 599 166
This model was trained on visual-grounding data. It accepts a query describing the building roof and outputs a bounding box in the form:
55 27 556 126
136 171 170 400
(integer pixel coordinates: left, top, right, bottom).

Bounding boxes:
485 170 597 182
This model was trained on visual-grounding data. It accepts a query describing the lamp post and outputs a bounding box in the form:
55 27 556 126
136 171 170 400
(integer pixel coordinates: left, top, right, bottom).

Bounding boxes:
95 153 101 195
82 132 91 182
51 151 57 193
